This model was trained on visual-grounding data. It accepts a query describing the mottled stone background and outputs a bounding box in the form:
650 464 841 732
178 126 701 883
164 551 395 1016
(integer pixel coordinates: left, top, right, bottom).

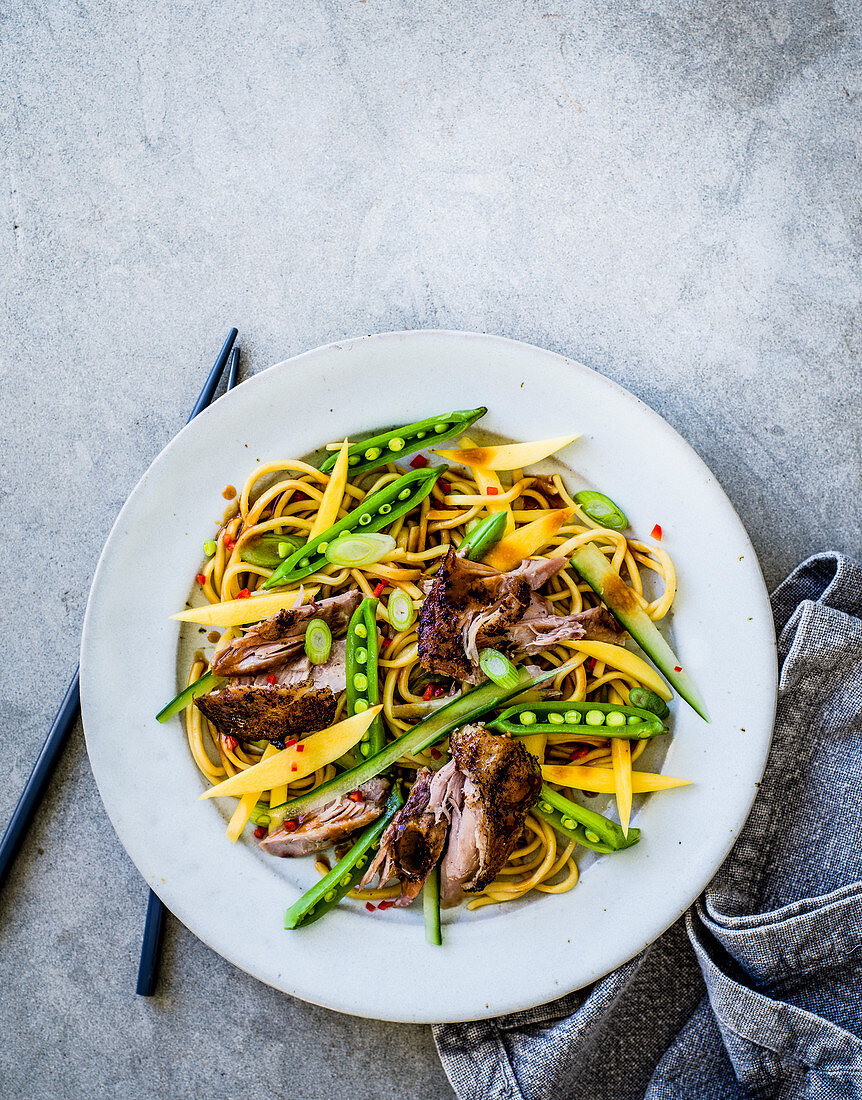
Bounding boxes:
1 2 859 1097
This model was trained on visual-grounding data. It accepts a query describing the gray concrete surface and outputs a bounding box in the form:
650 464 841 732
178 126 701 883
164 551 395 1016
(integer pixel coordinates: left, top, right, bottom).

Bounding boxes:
1 1 859 1098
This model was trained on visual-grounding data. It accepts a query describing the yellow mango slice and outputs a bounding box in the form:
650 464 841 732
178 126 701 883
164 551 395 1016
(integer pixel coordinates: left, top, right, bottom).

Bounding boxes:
309 439 349 539
226 743 279 842
541 764 691 793
567 640 673 701
433 435 579 471
172 587 317 627
482 508 574 571
459 435 515 536
612 738 632 835
200 708 381 800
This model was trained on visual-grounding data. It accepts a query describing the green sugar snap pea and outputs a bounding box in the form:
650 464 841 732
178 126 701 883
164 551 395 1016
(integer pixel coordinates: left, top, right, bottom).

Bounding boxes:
488 701 667 740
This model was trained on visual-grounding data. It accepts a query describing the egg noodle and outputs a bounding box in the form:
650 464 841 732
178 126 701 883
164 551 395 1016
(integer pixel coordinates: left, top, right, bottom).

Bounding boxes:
183 451 676 909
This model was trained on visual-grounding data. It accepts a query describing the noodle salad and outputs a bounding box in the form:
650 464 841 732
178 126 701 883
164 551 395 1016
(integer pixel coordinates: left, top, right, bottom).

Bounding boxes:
157 408 707 943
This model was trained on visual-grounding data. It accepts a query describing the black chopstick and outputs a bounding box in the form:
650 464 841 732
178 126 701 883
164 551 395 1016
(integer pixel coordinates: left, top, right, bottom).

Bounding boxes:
0 330 236 926
136 339 243 996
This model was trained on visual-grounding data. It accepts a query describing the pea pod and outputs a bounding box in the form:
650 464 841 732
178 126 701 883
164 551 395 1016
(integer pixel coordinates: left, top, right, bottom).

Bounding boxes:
264 465 447 588
346 597 385 757
573 490 628 530
627 686 670 720
319 407 487 477
241 533 301 568
457 510 507 561
284 783 404 929
489 701 666 740
532 803 638 854
538 784 639 851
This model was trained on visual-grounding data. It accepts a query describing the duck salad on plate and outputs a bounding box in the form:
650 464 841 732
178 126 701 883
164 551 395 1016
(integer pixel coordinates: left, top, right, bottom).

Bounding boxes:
157 408 707 944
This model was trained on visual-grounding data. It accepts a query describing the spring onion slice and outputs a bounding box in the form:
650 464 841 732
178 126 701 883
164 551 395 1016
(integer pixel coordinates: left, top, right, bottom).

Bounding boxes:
573 490 628 530
387 590 416 632
304 618 333 665
324 533 396 568
478 648 520 690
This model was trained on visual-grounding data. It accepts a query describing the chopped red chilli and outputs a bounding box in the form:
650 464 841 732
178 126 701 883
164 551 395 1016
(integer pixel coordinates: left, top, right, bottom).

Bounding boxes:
253 826 267 840
674 665 682 673
372 581 386 598
285 738 297 748
651 523 663 541
409 453 429 469
291 763 298 771
224 736 238 751
195 573 206 585
223 536 236 551
236 588 251 599
296 743 305 753
430 747 442 760
422 685 435 701
266 674 277 685
347 790 365 803
365 902 376 912
284 820 298 832
485 486 499 496
438 479 451 493
569 747 590 761
377 900 394 911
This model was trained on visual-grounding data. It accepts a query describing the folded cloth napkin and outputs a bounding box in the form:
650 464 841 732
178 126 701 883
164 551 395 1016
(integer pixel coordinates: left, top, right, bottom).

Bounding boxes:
434 553 862 1100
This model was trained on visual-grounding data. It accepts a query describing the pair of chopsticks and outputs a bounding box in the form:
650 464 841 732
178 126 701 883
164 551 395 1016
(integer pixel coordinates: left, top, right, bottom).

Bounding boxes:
0 328 244 997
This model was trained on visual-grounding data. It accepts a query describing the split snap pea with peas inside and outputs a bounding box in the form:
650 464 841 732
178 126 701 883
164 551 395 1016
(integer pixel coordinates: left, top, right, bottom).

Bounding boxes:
345 597 385 757
319 407 487 477
488 700 667 739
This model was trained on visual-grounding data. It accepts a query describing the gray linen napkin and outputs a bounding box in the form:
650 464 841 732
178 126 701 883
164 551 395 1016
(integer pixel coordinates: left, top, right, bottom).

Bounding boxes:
434 553 862 1099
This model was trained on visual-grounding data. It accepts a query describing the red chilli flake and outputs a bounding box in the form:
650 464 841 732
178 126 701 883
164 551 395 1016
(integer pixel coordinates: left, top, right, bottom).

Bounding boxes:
422 685 435 701
253 826 267 840
377 900 394 911
429 747 442 760
284 738 297 749
365 902 376 912
569 747 590 762
291 763 298 772
347 790 365 803
223 536 236 552
651 524 663 541
485 486 499 496
585 657 597 673
266 674 277 685
195 573 206 585
438 479 451 494
409 453 429 469
224 736 238 751
674 665 683 673
296 743 305 753
236 588 251 599
284 820 298 832
372 581 386 598
380 637 391 648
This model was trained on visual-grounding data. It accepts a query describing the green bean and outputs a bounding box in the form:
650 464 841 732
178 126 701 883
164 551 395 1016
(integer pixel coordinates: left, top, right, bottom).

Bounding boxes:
573 490 628 530
627 686 670 719
284 784 404 929
319 408 487 477
488 701 666 740
156 672 225 723
457 510 507 561
346 598 385 756
538 785 639 851
264 465 447 588
424 866 442 946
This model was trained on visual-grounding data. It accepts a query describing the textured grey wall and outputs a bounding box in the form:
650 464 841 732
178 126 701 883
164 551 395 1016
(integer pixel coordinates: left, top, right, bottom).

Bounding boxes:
1 2 859 1098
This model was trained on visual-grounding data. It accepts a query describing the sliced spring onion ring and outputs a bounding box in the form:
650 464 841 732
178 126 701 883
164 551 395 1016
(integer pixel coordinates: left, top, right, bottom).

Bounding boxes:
324 532 397 568
478 648 520 690
387 590 416 633
304 618 333 665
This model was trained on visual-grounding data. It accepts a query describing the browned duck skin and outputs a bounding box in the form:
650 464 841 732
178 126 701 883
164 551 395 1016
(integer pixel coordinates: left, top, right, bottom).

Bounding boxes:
194 683 336 747
260 778 390 857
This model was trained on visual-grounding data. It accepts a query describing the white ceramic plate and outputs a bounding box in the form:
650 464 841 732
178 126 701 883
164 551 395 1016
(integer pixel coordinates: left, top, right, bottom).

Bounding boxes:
81 330 777 1023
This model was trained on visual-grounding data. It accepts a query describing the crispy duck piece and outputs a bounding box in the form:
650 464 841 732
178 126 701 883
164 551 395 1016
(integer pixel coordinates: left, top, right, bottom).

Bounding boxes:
440 724 542 907
361 763 465 907
260 778 390 858
417 549 567 682
194 683 336 747
210 590 361 676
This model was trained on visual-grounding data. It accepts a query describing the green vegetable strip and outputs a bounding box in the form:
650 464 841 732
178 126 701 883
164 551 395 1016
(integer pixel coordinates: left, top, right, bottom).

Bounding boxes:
240 533 300 568
573 490 628 530
346 597 385 756
538 784 637 851
264 465 446 588
319 407 487 477
457 510 507 561
284 784 405 930
570 542 708 721
532 805 620 854
269 666 554 827
156 672 225 723
424 866 442 946
489 701 666 740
